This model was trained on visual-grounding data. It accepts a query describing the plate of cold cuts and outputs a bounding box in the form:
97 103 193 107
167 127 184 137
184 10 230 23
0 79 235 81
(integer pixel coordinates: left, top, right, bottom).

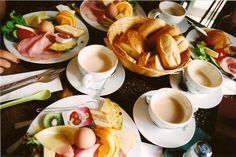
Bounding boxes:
80 0 146 32
3 11 89 64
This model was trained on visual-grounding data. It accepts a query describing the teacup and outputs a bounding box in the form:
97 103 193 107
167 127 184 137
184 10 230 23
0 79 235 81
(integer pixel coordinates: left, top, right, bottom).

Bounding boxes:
147 88 193 129
148 1 186 24
184 60 223 93
77 45 118 88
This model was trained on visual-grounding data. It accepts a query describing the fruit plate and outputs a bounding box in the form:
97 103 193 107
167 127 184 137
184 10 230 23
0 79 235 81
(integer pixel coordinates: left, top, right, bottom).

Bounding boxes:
80 1 146 32
3 11 89 64
27 95 142 157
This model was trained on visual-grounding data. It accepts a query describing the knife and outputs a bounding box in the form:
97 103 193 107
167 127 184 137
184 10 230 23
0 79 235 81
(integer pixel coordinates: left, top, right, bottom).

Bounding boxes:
0 68 65 95
186 18 208 37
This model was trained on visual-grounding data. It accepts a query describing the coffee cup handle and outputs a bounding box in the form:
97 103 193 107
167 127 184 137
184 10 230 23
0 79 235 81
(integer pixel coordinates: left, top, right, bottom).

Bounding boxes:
82 74 93 89
148 8 161 19
145 95 152 105
193 106 199 113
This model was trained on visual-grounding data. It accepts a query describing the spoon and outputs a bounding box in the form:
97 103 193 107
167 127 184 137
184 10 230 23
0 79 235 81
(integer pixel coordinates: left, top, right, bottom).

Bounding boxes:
0 90 51 110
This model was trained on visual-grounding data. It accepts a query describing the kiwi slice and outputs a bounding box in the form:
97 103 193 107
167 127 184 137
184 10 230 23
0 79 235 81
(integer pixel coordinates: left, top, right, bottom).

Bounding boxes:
43 113 64 128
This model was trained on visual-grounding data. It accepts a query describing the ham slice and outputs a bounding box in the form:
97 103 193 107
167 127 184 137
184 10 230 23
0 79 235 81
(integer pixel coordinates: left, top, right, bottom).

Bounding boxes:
218 56 236 78
16 33 61 60
81 1 106 22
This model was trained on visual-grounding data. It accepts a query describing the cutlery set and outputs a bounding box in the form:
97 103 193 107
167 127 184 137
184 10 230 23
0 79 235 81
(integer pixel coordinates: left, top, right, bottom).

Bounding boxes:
0 68 65 109
0 68 65 95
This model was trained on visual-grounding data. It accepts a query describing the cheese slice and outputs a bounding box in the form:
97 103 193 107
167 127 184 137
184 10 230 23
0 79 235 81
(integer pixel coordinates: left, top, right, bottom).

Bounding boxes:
90 109 112 128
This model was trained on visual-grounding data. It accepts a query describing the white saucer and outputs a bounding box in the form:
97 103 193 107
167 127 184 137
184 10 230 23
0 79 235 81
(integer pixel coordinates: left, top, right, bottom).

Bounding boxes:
159 14 189 33
66 57 125 96
133 91 196 148
169 73 223 109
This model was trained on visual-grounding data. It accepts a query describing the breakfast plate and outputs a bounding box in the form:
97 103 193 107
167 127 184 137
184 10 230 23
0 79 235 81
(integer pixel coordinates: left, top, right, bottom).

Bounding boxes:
186 28 236 95
186 28 236 55
27 95 142 156
66 57 125 96
133 91 196 148
80 1 146 32
169 73 223 109
3 11 89 64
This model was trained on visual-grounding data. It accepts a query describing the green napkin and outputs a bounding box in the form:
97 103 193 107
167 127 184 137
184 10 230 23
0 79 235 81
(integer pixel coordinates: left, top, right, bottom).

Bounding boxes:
163 127 211 157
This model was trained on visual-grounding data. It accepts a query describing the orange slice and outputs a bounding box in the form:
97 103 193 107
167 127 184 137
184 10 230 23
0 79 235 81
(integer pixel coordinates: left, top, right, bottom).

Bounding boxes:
115 2 133 18
58 10 76 27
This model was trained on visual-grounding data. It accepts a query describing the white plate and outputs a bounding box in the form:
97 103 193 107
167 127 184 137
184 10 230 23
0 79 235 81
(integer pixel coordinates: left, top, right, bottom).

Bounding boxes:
133 91 196 148
80 1 146 32
3 11 89 64
169 73 223 109
186 28 236 58
186 29 236 95
27 95 141 157
158 14 189 33
66 57 125 96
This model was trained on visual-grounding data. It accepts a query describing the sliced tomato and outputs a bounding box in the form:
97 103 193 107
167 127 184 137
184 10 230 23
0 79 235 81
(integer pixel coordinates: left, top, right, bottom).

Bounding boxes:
214 48 227 61
16 28 36 40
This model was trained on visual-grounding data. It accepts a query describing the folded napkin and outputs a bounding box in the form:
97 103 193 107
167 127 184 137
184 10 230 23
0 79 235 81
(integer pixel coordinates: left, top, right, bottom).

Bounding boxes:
222 76 236 95
141 142 163 157
0 69 63 103
163 127 211 157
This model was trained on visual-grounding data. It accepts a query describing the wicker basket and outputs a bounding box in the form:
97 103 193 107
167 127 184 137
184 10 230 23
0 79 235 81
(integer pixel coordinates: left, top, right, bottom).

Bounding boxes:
107 16 191 77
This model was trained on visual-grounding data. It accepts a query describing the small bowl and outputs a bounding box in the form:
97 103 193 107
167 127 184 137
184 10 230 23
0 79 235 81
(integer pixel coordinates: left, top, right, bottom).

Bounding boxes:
147 88 193 129
185 60 223 93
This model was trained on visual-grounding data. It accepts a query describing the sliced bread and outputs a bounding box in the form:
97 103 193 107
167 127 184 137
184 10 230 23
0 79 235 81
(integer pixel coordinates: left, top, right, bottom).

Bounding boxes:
55 25 84 38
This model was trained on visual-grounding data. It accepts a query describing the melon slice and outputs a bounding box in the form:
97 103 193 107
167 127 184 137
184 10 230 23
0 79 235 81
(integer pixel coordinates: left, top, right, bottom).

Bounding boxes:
35 126 78 157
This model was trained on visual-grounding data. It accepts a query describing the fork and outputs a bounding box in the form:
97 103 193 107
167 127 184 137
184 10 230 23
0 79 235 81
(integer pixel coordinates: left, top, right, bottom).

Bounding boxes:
0 68 65 95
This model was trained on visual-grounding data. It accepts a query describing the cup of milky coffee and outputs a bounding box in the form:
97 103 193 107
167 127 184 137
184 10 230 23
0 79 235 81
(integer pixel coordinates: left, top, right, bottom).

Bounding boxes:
148 1 186 24
184 60 223 93
147 88 193 129
77 45 118 88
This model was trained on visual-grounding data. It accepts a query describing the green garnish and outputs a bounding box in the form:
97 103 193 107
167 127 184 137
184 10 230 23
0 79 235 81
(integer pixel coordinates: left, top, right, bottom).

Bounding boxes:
1 10 27 41
128 0 137 7
193 42 210 61
26 136 42 147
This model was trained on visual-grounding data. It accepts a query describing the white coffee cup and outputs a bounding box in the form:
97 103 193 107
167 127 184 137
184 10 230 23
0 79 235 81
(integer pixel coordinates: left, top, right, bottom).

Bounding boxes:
147 88 193 129
77 45 118 88
184 60 223 93
148 1 186 24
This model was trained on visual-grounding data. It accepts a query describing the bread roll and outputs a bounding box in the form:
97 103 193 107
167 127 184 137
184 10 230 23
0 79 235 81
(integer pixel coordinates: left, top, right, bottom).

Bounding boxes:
137 52 151 66
205 30 230 49
118 30 145 60
137 19 166 38
148 25 181 46
174 35 189 53
156 34 181 69
146 54 164 70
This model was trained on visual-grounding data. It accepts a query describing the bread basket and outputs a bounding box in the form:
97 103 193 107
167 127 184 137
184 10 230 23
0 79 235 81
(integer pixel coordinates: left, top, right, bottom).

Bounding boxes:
107 16 191 77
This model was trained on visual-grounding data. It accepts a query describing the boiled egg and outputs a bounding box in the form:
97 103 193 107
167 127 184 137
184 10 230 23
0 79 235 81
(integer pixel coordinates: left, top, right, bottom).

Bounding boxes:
75 127 96 149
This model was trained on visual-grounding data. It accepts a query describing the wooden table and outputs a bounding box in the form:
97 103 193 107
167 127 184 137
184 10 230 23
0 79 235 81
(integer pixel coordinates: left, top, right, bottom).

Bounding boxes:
1 1 235 156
